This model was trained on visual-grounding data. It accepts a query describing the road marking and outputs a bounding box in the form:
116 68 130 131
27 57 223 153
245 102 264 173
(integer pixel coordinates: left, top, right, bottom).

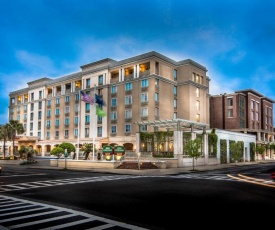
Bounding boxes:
0 195 148 230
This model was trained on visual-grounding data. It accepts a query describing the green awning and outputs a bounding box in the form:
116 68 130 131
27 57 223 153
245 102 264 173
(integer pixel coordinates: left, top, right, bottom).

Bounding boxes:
103 146 113 154
114 146 125 154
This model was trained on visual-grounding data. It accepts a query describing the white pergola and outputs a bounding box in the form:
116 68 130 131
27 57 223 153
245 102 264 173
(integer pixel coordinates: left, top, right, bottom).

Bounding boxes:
134 119 210 167
134 118 209 132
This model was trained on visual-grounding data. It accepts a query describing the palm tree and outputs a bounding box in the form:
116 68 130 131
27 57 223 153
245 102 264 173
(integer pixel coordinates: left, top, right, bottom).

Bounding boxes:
9 120 24 158
0 124 12 159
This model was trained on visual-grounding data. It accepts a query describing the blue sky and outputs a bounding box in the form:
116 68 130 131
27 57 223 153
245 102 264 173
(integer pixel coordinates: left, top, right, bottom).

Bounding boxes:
1 0 275 125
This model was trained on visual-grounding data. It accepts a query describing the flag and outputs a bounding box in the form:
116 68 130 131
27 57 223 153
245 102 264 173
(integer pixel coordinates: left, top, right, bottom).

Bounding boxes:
96 105 106 117
81 91 94 104
95 94 106 106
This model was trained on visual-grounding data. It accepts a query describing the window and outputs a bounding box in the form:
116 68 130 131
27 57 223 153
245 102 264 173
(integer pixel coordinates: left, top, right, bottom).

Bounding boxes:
155 62 159 74
38 132 41 139
24 114 27 120
173 69 177 81
111 126 117 134
17 115 20 121
86 78 90 88
85 115 90 123
31 92 34 101
56 98 60 105
125 95 132 105
141 79 148 87
125 110 132 119
31 103 34 111
251 100 254 109
111 98 117 107
85 128 89 136
65 96 70 103
174 99 177 108
74 129 78 136
111 86 117 93
256 102 259 111
125 82 132 91
75 104 79 112
38 111 42 119
64 130 69 137
46 131 50 138
111 111 117 120
47 100 51 106
39 90 42 99
24 105 27 111
228 109 233 118
75 117 78 124
174 112 177 119
85 103 90 112
55 108 60 115
196 100 200 111
30 113 34 120
47 110 51 116
227 98 233 106
30 122 33 130
65 118 70 125
23 123 26 130
155 107 159 117
125 124 131 133
97 127 102 136
75 93 80 101
140 125 147 132
155 93 159 102
46 120 50 127
173 86 177 95
17 106 20 112
55 119 60 126
65 106 70 114
99 75 103 85
38 121 41 129
155 79 159 86
55 131 59 137
196 114 200 122
141 108 148 117
256 112 259 121
141 93 148 102
39 101 42 109
196 88 200 97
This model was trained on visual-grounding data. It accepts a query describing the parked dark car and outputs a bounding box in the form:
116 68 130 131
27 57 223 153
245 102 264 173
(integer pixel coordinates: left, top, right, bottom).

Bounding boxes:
271 172 275 180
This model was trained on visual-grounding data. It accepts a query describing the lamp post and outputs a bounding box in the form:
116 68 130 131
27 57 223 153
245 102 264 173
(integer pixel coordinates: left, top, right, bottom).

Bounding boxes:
64 148 67 170
137 152 141 170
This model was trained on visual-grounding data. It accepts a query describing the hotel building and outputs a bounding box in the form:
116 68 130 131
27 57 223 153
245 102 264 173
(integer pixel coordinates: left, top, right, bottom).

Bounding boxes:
8 51 210 156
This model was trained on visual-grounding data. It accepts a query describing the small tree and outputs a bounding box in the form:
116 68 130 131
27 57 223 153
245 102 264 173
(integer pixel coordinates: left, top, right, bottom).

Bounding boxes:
50 147 64 158
184 138 202 170
256 145 265 161
81 143 96 160
230 141 243 165
19 146 38 160
59 142 76 156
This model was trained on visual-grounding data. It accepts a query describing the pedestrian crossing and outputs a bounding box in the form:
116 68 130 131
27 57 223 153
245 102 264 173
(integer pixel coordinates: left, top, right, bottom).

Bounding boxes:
170 174 237 181
0 195 148 230
0 175 145 193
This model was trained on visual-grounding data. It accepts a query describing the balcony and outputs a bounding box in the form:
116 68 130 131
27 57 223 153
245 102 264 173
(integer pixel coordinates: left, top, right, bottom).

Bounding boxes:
46 126 51 129
85 122 90 125
110 133 117 137
125 104 132 109
111 106 117 111
141 101 148 106
55 125 60 128
111 119 117 124
55 136 59 139
46 137 50 140
111 92 117 97
125 118 132 122
65 112 70 116
141 86 148 92
139 70 150 78
125 90 132 94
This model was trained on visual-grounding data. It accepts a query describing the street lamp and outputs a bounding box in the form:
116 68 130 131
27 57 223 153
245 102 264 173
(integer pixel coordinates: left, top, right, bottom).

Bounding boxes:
64 148 67 170
137 152 141 170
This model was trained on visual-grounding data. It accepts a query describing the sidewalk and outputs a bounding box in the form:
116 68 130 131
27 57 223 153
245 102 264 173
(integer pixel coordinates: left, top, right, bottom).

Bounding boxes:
2 159 275 176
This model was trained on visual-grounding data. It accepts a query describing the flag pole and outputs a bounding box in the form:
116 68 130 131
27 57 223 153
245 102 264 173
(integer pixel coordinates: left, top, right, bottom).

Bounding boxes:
93 84 96 161
77 90 81 160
